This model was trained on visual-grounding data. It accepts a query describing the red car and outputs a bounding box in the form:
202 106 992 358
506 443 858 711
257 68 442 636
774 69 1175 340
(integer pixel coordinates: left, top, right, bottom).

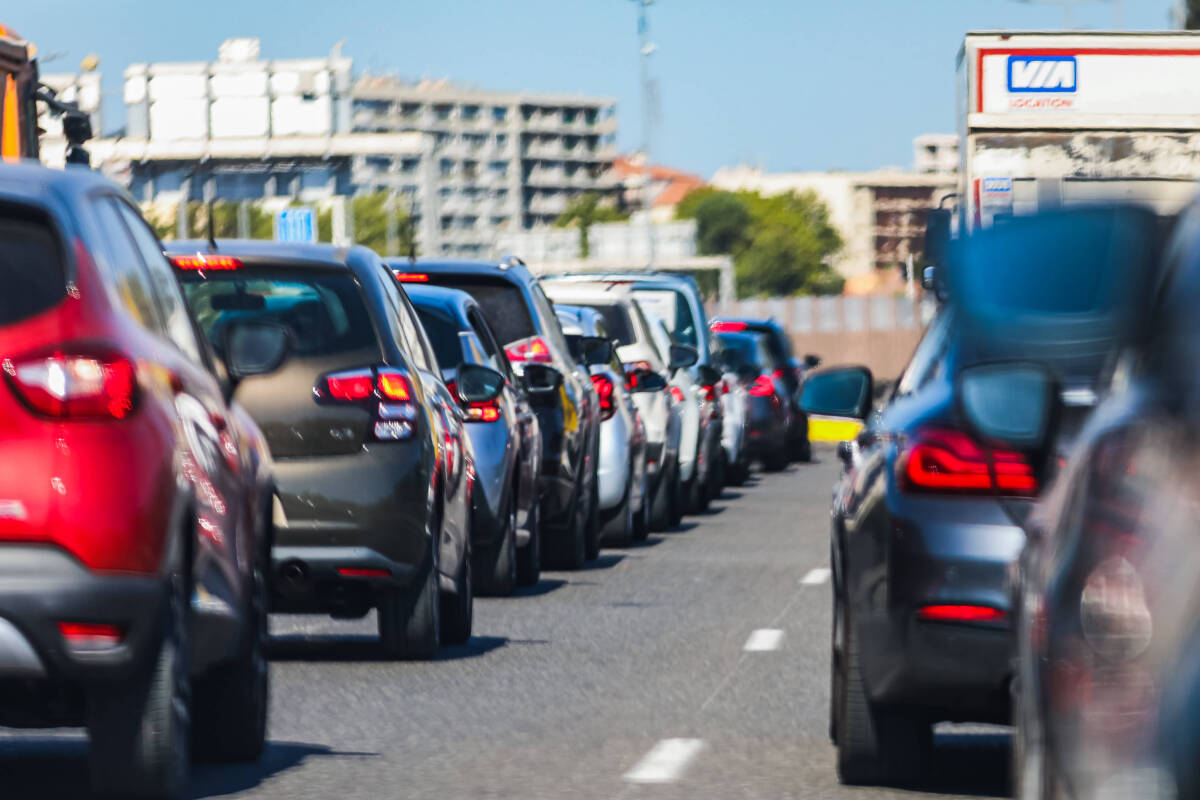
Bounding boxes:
0 164 278 798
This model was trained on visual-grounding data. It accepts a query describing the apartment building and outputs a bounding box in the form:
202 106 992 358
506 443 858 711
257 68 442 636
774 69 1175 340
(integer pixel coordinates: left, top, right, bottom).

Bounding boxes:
351 76 619 255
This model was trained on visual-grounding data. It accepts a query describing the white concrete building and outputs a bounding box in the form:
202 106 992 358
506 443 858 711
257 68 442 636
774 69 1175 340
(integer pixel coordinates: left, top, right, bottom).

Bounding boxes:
913 133 959 175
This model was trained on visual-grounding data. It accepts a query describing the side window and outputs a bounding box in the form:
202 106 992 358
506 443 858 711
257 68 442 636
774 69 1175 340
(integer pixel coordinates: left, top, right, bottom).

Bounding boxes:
91 198 166 335
530 283 571 357
468 309 510 378
396 289 439 373
114 201 203 363
894 311 953 398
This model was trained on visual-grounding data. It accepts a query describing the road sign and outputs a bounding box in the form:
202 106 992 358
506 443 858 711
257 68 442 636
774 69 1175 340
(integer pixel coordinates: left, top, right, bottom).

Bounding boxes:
275 207 317 243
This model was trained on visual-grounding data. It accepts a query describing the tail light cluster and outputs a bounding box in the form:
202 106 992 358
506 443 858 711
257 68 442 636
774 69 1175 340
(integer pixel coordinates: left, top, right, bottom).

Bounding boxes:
700 383 718 403
591 374 616 421
748 374 775 398
898 426 1037 496
4 350 138 420
669 385 685 404
506 336 552 365
317 366 417 441
446 380 501 423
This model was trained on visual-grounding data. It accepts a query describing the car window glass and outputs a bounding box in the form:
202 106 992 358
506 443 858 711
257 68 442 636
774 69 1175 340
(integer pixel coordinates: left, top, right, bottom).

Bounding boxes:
91 198 167 335
379 267 436 371
414 304 466 371
531 284 571 357
115 201 203 363
427 277 534 345
468 309 510 376
894 311 952 398
0 208 66 326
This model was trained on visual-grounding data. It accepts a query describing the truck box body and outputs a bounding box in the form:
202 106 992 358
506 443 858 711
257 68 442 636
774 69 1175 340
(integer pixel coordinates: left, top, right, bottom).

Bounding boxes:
958 32 1200 230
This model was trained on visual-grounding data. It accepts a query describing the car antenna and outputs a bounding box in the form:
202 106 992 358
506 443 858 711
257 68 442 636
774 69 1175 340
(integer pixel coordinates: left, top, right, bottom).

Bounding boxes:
206 200 217 252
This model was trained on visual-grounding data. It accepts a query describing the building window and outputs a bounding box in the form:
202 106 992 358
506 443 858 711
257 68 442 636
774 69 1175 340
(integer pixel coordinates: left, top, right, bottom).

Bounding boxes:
434 104 452 121
462 104 480 121
463 161 478 179
439 159 455 177
492 105 508 123
400 158 419 174
488 160 508 178
563 108 578 124
585 108 599 125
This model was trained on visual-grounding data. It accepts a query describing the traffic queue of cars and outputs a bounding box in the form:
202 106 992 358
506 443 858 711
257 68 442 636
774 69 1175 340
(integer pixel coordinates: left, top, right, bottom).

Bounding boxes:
802 203 1200 800
0 163 814 799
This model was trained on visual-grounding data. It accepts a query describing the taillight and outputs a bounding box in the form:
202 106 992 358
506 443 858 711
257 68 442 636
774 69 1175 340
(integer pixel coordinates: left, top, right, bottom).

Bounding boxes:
591 374 616 421
170 254 243 271
506 336 553 364
393 272 429 282
4 350 138 420
669 385 684 403
58 622 125 652
917 605 1008 625
711 320 747 332
701 384 717 403
748 375 775 397
899 426 1037 496
446 380 502 423
317 366 417 440
721 380 730 395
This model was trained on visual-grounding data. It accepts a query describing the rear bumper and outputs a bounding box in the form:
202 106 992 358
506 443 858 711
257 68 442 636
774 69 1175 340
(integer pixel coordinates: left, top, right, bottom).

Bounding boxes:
744 397 789 456
598 415 632 510
0 546 166 685
270 545 418 614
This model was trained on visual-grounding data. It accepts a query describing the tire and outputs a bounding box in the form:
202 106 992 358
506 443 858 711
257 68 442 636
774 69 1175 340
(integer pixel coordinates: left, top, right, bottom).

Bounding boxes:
763 444 789 473
475 501 517 597
632 473 650 543
601 473 634 548
440 541 473 646
727 455 749 487
708 450 726 500
792 436 813 463
192 533 269 763
88 572 190 799
548 482 587 570
584 469 601 562
835 603 929 787
516 501 541 587
378 554 440 660
648 460 673 532
668 465 684 528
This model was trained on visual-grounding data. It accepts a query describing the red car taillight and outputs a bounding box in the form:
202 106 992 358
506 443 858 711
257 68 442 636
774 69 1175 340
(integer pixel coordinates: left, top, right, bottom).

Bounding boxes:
669 385 684 403
318 367 418 440
711 320 747 332
899 426 1037 496
505 336 552 364
917 605 1008 624
446 380 502 423
748 375 775 398
591 374 616 421
4 350 138 420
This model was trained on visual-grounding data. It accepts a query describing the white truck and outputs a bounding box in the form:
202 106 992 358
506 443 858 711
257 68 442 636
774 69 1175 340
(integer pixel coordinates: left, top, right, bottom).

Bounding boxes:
957 31 1200 231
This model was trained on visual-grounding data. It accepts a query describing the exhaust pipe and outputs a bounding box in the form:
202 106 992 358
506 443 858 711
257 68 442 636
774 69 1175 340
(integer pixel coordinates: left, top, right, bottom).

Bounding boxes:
277 559 311 596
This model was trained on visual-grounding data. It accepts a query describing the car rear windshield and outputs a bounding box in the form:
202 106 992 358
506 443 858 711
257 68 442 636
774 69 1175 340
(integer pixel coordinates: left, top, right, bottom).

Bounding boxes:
426 276 534 346
179 269 379 358
414 305 466 372
0 208 66 326
574 302 635 346
634 288 698 349
717 333 766 369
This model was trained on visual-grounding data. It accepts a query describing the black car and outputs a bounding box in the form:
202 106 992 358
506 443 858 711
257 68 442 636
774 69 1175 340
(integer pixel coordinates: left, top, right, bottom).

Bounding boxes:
715 329 792 471
712 316 811 461
802 316 1031 786
405 283 545 594
390 259 602 569
174 241 506 658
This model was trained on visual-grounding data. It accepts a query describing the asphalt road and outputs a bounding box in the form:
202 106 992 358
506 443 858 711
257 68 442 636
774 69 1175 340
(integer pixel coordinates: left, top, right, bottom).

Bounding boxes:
1 450 1011 799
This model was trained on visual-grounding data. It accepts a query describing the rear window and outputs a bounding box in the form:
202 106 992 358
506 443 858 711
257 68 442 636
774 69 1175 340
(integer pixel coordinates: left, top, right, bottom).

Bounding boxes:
414 305 466 371
634 288 698 348
574 302 635 346
0 210 65 326
717 333 766 369
179 269 379 358
428 277 534 346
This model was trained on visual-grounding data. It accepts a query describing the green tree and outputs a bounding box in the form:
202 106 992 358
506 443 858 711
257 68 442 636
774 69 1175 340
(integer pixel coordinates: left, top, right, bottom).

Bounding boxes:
676 188 844 297
350 193 416 257
554 192 629 257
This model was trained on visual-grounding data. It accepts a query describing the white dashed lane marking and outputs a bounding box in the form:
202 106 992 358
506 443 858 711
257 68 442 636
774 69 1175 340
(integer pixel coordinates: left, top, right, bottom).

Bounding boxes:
743 628 785 652
801 567 830 585
624 738 706 784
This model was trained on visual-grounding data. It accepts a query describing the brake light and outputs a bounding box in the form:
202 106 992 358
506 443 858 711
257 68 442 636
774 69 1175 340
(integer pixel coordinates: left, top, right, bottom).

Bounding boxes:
318 367 417 440
748 375 774 397
377 369 414 402
669 385 684 403
773 367 786 380
58 622 125 651
721 380 730 395
711 320 748 332
506 336 553 364
917 605 1008 624
324 370 374 401
5 350 138 420
337 567 391 578
899 426 1037 496
393 272 429 282
170 254 242 271
447 379 502 423
591 374 616 421
701 384 717 403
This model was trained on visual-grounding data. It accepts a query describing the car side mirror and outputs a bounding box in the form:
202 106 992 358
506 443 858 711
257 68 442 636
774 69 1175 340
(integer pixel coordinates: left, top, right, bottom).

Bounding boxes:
223 321 290 388
629 369 668 393
804 354 821 369
668 344 698 371
455 362 505 404
579 336 614 367
799 366 873 420
957 362 1058 456
522 363 564 396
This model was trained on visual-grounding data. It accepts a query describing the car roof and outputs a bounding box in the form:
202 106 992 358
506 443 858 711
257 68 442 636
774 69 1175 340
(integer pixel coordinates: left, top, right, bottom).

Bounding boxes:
0 161 120 200
167 239 361 269
541 279 635 302
384 257 534 284
403 283 478 321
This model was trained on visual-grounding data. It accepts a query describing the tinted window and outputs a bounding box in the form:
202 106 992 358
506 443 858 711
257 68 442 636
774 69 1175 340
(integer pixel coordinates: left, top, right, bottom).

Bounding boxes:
415 305 467 371
179 270 378 358
717 333 762 368
894 311 952 398
574 302 635 345
429 277 535 345
93 199 164 333
634 288 697 348
0 209 65 325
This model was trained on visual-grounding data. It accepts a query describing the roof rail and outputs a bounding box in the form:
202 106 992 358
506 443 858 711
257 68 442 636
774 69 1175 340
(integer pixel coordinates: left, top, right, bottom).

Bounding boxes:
499 254 526 270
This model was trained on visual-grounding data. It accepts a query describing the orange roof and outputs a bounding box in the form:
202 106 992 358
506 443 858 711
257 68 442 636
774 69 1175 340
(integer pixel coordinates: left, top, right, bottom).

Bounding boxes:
613 155 706 207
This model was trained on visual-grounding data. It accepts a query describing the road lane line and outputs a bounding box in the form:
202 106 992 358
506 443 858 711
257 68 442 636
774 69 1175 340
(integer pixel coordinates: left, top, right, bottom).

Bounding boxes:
624 738 705 784
743 628 784 652
801 567 830 585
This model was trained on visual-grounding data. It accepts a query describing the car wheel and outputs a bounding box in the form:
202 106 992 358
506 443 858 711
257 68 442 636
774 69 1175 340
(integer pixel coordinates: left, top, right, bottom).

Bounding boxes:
516 501 541 587
792 436 813 463
835 603 929 787
88 570 190 799
192 527 269 763
476 501 517 597
648 460 673 532
378 552 440 660
548 482 588 570
632 473 650 543
763 444 789 473
584 465 601 561
668 465 684 528
708 449 726 500
728 454 750 486
440 541 473 646
601 471 635 548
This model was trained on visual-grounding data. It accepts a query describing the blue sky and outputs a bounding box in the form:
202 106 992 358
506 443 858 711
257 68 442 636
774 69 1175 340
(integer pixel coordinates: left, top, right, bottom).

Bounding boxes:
11 0 1178 176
